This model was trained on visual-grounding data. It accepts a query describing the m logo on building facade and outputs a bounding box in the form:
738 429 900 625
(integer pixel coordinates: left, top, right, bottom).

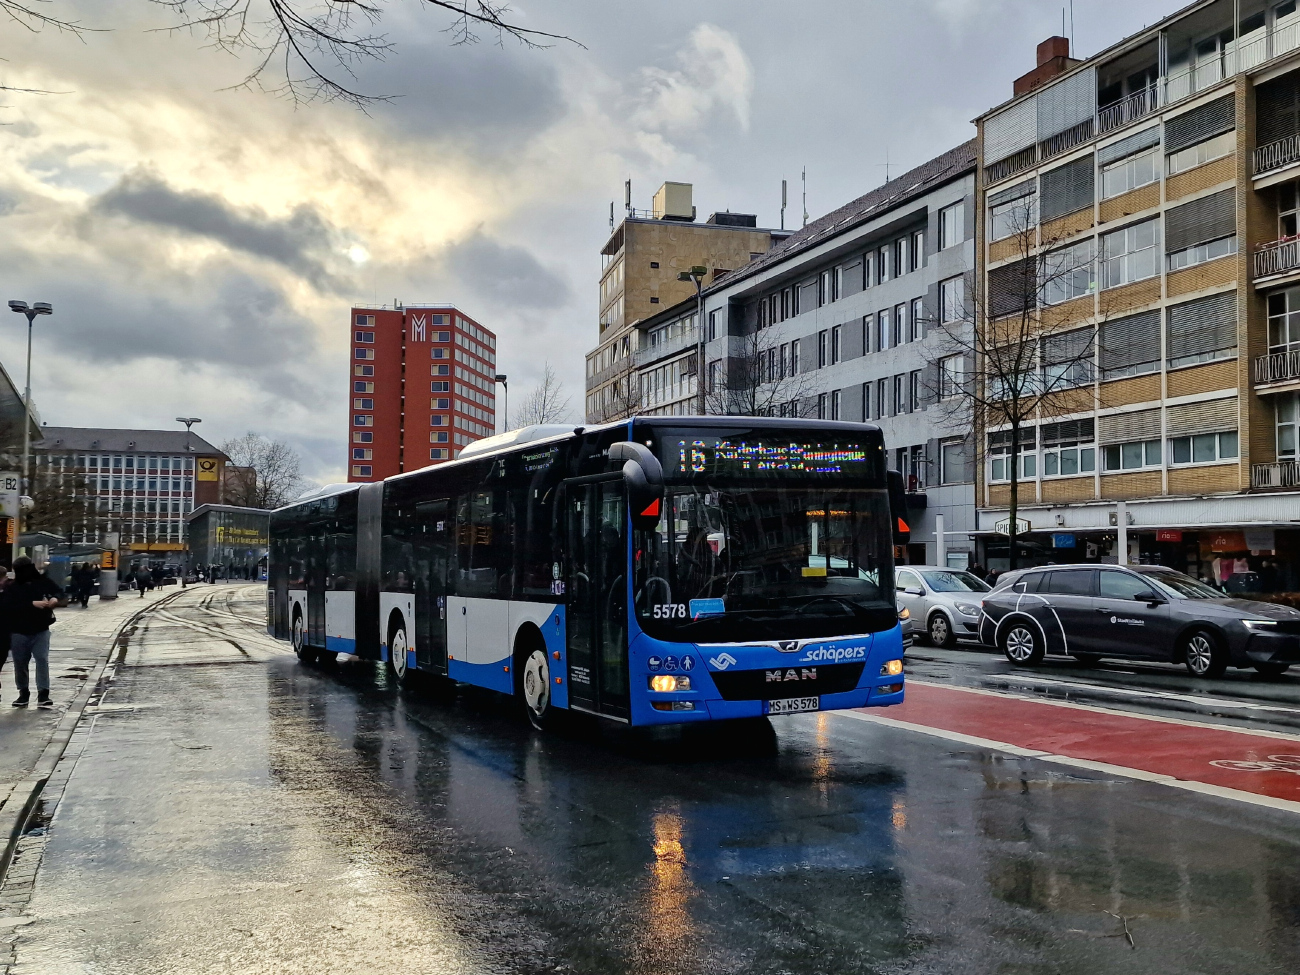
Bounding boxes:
409 314 426 342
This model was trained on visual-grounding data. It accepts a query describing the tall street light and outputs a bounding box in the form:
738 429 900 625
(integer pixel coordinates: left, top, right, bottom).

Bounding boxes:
7 300 51 497
494 374 508 434
176 417 202 452
678 266 707 413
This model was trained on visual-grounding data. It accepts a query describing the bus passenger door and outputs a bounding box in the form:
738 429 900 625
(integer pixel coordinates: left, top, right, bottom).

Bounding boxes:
564 479 630 720
414 499 451 673
307 535 327 647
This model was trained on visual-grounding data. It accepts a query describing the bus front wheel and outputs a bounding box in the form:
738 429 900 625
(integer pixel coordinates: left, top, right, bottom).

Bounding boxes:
518 645 553 731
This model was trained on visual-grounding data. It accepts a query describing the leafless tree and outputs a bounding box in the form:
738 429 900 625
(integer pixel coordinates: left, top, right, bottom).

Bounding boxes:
220 432 304 508
5 1 579 106
587 364 645 424
25 463 111 541
706 326 816 418
511 362 573 428
926 195 1115 570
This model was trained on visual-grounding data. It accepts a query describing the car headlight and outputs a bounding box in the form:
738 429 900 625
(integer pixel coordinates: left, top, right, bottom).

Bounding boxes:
1243 619 1278 631
897 607 911 621
955 603 980 617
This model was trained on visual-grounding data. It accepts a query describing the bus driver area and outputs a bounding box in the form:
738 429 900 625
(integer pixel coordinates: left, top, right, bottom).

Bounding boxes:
269 416 910 730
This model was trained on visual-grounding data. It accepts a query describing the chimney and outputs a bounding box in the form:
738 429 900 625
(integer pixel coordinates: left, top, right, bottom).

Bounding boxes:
1013 35 1081 97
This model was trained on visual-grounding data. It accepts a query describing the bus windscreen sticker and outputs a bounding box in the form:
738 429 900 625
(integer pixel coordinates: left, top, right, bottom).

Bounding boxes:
690 598 726 619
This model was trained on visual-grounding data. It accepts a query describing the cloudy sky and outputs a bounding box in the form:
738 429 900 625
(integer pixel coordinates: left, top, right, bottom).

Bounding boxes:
0 0 1180 485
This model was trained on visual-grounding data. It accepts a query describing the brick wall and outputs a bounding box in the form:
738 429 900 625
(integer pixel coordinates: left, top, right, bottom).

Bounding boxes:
1100 470 1163 499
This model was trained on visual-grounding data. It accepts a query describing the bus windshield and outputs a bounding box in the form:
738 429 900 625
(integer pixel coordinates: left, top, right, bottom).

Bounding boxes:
634 484 896 643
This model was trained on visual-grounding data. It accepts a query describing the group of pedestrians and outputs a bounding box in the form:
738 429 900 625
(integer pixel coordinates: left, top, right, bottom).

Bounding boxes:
0 557 65 709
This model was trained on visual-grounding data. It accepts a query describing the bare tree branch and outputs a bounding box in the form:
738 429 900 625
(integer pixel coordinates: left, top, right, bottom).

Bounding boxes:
706 326 817 418
220 431 304 508
511 362 574 428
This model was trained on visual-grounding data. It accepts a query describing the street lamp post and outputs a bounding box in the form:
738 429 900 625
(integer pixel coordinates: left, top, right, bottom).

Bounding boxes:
7 300 51 562
495 374 508 434
175 417 202 452
678 266 707 413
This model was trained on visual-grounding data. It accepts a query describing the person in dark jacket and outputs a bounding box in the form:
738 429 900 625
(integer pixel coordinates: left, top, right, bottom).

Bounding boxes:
134 565 151 597
3 557 64 708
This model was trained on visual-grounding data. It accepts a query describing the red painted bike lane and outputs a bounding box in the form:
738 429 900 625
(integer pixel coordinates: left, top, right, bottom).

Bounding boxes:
849 680 1300 809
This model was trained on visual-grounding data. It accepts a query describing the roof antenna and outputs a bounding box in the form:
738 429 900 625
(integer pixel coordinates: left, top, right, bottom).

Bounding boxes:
780 179 787 231
801 167 808 228
1070 0 1075 53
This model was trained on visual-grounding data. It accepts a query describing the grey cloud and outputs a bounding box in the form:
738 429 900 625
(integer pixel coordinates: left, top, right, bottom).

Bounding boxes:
441 232 570 311
91 169 346 291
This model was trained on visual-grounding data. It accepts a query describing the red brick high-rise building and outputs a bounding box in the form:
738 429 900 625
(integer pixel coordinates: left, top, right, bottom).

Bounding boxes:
348 305 498 482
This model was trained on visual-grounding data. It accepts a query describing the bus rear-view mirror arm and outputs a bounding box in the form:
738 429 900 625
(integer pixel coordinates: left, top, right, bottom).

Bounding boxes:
609 441 664 531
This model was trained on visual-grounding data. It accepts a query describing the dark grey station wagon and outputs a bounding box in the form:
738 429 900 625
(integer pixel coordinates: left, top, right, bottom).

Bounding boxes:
979 564 1300 678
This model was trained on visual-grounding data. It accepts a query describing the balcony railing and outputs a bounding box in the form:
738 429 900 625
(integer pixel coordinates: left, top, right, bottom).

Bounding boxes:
634 327 700 369
1255 348 1300 384
1097 86 1160 135
1253 460 1300 489
1256 133 1300 176
1255 238 1300 279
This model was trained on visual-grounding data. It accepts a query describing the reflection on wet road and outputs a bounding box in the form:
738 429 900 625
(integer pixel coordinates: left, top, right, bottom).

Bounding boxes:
9 587 1300 973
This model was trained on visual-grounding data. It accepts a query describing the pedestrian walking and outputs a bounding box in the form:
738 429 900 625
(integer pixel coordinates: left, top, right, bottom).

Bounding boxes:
2 557 65 709
0 566 12 703
134 564 151 598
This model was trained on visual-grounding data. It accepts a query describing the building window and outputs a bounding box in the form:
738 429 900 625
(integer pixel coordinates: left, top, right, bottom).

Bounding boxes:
1041 327 1095 388
352 448 373 460
355 314 375 326
817 393 828 419
1167 131 1235 176
911 230 924 271
430 449 449 460
892 375 904 416
1102 439 1162 471
708 359 722 392
1167 235 1237 272
989 190 1037 241
939 355 965 399
790 341 800 375
355 364 375 377
431 414 448 426
1100 219 1160 289
352 465 373 477
910 298 923 342
893 303 907 346
1102 146 1159 199
353 398 374 409
988 429 1037 482
875 378 887 420
940 439 969 484
831 324 842 364
1100 311 1160 379
354 381 374 393
433 364 451 376
938 202 965 250
909 371 921 412
431 432 450 443
708 310 718 340
1042 238 1096 305
894 237 909 277
1279 395 1299 458
1041 420 1096 477
432 348 448 360
354 330 375 343
940 276 965 325
876 309 891 352
354 415 373 427
432 381 450 392
354 348 374 360
433 397 450 409
1170 431 1238 465
817 330 828 368
876 248 890 284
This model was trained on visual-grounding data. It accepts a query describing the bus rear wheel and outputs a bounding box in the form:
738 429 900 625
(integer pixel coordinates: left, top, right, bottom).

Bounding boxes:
518 646 553 731
292 614 316 664
388 622 412 686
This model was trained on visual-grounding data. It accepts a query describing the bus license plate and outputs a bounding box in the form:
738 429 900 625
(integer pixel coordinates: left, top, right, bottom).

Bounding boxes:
766 696 820 715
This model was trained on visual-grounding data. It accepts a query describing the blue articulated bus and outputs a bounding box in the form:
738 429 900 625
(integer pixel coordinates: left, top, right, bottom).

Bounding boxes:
267 417 908 729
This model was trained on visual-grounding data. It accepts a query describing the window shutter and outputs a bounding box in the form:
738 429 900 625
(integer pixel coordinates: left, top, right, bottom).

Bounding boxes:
1165 188 1236 253
1098 407 1161 443
1166 396 1238 435
1100 311 1161 374
841 260 863 297
1167 292 1237 363
988 178 1036 208
988 258 1037 318
1040 155 1095 222
841 320 864 360
985 97 1038 163
1097 125 1161 167
798 280 819 311
1043 327 1094 365
1164 95 1235 153
1036 68 1097 140
1257 73 1300 147
798 335 817 373
1041 418 1095 444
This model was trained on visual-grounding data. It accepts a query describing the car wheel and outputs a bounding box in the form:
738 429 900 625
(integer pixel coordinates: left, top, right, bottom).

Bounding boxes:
518 645 552 731
928 613 957 649
1183 629 1227 679
1000 621 1043 667
1254 662 1291 678
1072 653 1103 667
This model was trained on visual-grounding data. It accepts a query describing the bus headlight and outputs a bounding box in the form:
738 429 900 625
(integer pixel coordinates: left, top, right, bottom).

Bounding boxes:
650 675 691 692
880 659 904 677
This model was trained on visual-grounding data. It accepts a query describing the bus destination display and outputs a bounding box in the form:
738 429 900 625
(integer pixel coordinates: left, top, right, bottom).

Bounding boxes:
673 439 876 476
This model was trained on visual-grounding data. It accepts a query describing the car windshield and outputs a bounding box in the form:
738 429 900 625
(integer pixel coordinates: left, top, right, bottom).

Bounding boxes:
920 570 990 593
1138 569 1223 600
634 484 897 642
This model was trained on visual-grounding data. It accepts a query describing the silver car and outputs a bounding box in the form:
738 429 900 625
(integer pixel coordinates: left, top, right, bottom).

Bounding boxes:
895 566 991 648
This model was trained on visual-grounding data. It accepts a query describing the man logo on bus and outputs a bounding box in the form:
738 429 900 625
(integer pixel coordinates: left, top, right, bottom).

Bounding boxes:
708 652 738 671
766 669 817 682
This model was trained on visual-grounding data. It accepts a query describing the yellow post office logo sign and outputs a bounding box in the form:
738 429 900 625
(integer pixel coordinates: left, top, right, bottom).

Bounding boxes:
197 458 219 482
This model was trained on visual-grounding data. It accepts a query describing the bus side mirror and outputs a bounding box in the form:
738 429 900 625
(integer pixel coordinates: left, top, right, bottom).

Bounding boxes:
610 441 664 531
888 470 910 546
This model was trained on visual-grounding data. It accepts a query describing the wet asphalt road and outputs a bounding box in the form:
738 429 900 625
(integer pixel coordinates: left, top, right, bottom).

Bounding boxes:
8 588 1300 974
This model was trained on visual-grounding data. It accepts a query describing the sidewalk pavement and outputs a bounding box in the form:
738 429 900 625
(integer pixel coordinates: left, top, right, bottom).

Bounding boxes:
0 585 187 881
